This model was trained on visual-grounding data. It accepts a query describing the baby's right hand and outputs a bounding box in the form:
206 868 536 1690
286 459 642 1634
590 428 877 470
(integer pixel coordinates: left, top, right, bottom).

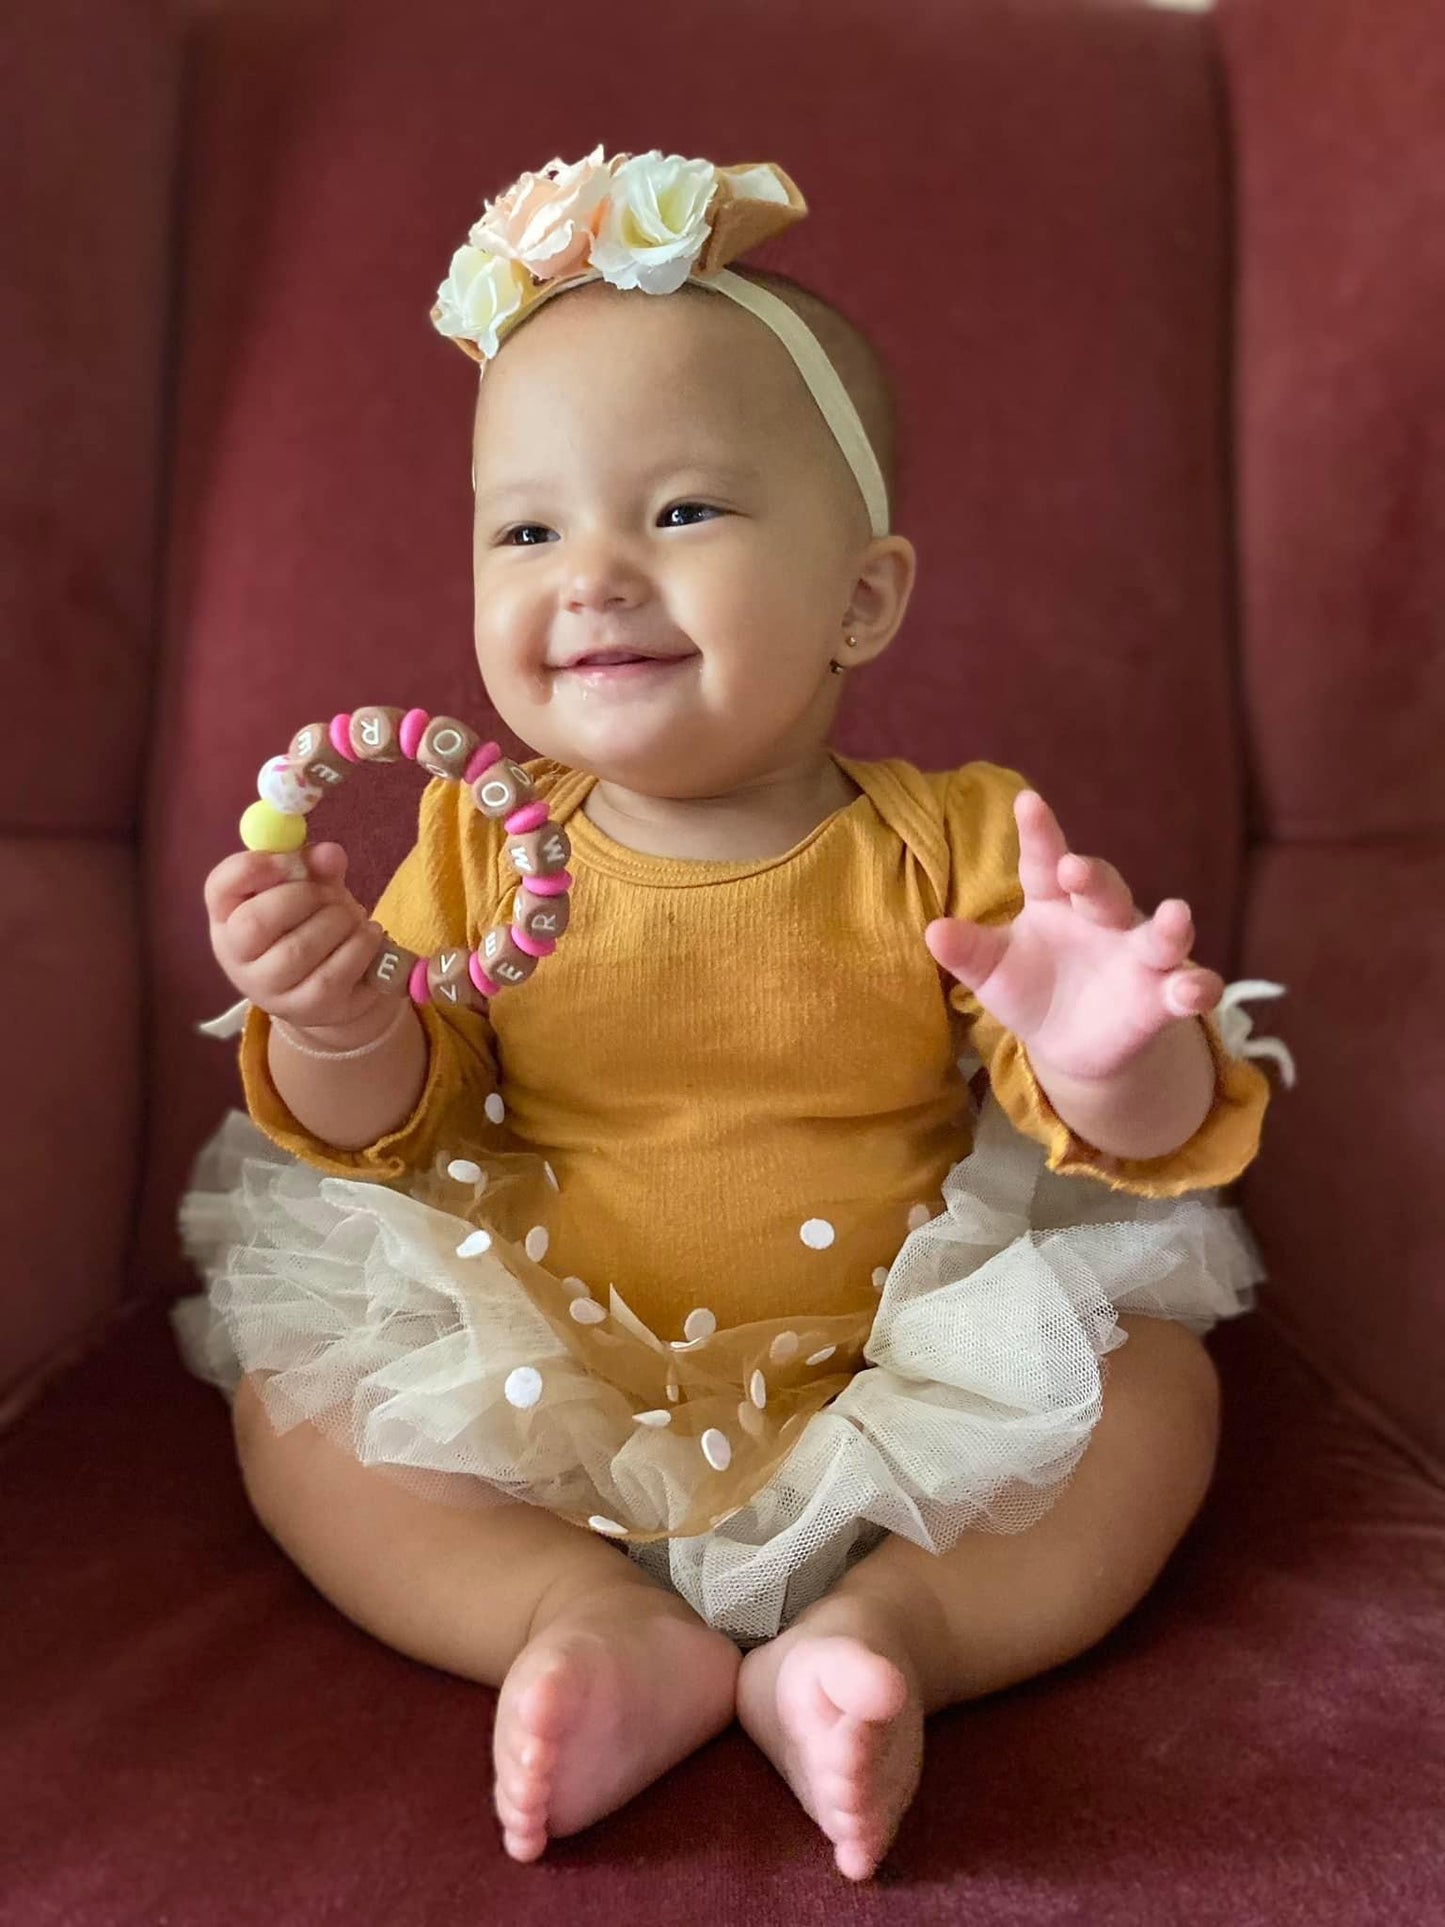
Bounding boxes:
204 841 392 1039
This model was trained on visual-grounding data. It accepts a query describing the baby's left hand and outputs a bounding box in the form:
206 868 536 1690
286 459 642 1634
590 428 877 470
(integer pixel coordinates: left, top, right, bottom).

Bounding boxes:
924 790 1224 1084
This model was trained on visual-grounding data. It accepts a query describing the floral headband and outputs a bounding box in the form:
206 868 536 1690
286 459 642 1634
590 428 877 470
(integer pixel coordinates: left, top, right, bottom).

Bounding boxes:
430 147 891 538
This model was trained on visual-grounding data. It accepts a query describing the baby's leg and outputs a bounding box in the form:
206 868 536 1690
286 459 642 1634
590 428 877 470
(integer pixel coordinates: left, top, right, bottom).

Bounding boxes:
232 1374 740 1860
736 1314 1221 1879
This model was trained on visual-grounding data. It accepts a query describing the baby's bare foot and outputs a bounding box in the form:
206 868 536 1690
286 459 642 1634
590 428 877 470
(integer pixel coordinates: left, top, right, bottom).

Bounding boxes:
491 1576 740 1861
736 1603 924 1881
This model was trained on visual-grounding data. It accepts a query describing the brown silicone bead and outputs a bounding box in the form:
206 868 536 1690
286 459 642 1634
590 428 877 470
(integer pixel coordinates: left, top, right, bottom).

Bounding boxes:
507 822 571 880
349 705 407 762
480 924 538 987
287 723 352 794
364 936 419 997
416 715 480 781
426 946 485 1012
513 886 571 943
470 758 537 820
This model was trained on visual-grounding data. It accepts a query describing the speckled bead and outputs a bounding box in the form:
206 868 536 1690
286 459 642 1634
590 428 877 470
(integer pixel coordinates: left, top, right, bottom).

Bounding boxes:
416 715 480 781
364 935 420 997
288 722 353 793
479 924 538 987
507 822 571 880
349 705 407 762
426 946 486 1012
470 759 537 820
513 885 571 944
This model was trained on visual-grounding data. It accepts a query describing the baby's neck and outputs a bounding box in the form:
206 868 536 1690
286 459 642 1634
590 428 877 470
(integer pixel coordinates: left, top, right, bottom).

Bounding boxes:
582 750 863 862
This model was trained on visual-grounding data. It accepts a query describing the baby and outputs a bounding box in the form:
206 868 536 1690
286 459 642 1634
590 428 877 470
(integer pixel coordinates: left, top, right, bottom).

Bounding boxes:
180 148 1283 1882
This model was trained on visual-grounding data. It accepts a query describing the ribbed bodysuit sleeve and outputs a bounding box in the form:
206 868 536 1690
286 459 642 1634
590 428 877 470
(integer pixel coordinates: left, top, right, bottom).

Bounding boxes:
237 775 504 1182
942 761 1271 1197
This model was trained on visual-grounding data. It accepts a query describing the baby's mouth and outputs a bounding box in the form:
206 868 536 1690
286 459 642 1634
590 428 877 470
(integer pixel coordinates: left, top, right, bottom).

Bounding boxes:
558 648 698 682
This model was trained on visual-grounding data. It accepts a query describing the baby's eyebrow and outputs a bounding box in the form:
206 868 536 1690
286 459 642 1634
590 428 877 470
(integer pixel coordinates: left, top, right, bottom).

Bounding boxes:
474 460 764 504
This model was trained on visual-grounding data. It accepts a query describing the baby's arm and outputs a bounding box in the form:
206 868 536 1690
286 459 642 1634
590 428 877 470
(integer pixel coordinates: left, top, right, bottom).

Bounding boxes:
267 1000 428 1152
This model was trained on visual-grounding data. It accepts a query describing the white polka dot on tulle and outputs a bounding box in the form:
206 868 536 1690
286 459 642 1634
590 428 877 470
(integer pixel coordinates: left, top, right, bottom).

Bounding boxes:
806 1346 836 1367
569 1299 606 1326
543 1161 560 1191
701 1428 732 1471
906 1202 931 1232
484 1092 506 1125
456 1229 492 1257
748 1370 767 1409
737 1399 766 1439
560 1276 591 1300
446 1158 484 1184
769 1331 800 1365
504 1366 542 1409
682 1307 717 1342
633 1409 672 1427
872 1266 889 1291
588 1515 627 1535
665 1380 680 1402
800 1218 835 1249
524 1225 549 1262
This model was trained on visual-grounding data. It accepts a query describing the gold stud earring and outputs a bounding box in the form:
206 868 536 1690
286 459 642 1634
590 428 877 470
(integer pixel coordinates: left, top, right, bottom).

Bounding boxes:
829 634 860 675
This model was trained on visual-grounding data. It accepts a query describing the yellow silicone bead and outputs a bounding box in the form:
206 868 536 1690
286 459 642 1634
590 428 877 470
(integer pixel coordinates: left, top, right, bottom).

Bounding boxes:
239 799 308 853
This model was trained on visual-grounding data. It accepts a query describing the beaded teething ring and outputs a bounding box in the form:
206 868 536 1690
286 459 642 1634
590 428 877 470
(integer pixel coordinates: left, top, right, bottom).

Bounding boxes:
237 705 571 1006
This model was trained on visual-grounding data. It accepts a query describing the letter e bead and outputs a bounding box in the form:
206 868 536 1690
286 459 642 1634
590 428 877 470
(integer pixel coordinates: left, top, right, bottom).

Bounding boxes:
481 925 537 986
364 938 419 996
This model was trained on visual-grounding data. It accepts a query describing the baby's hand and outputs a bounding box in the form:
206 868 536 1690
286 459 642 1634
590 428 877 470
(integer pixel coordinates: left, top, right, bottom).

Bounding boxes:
204 840 391 1037
924 791 1224 1083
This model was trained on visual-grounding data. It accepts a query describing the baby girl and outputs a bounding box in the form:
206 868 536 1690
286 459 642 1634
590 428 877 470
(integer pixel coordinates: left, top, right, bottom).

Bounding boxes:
177 147 1285 1882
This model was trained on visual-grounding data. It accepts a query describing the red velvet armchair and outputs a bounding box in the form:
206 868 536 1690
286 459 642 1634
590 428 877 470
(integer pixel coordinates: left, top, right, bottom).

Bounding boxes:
3 0 1441 1918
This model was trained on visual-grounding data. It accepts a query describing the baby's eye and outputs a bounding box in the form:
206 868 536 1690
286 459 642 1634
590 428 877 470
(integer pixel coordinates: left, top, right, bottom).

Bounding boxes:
659 502 722 527
499 524 557 546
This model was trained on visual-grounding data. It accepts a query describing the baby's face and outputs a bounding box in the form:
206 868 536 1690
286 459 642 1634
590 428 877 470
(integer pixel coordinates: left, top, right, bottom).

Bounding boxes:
469 280 900 797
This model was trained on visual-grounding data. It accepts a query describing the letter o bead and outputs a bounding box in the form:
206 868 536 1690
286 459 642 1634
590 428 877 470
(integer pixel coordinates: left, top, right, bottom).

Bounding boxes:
480 924 537 987
349 705 407 762
513 886 571 943
288 722 353 794
426 946 485 1012
416 715 480 781
470 759 537 820
364 936 419 997
507 822 571 880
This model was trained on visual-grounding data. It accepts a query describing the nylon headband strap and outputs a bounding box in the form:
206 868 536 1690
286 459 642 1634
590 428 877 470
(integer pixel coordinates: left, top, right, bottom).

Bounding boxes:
702 268 891 539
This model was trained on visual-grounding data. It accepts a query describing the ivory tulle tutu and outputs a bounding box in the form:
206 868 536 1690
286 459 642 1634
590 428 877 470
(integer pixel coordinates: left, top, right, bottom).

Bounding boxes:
171 1058 1267 1647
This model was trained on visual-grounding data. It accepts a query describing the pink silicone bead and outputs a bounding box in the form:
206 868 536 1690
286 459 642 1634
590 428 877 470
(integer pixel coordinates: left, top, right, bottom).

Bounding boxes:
511 925 556 959
468 951 502 999
408 956 431 1003
329 713 360 761
399 708 431 759
463 741 504 785
524 870 571 896
505 800 549 835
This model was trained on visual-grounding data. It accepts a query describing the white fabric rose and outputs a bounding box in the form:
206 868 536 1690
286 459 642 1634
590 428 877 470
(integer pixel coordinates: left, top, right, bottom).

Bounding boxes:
432 247 532 358
590 150 717 294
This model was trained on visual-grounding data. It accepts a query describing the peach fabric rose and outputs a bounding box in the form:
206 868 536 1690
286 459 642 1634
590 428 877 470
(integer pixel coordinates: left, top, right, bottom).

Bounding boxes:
468 143 614 282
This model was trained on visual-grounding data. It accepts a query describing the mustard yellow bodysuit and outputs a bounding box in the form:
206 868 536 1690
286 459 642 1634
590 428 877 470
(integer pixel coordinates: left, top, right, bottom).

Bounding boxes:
236 752 1270 1340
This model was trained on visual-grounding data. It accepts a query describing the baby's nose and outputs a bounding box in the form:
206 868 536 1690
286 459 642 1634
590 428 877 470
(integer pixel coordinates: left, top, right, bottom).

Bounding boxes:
562 537 649 612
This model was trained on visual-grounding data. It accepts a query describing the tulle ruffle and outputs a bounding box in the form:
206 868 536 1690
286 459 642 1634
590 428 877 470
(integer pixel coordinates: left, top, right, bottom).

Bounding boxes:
172 1081 1263 1646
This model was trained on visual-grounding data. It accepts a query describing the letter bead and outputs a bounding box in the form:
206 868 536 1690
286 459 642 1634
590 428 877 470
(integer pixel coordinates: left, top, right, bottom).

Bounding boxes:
513 886 570 943
287 722 352 793
507 823 572 879
364 937 420 997
426 947 485 1012
416 715 480 781
470 759 537 820
480 924 538 987
349 705 407 762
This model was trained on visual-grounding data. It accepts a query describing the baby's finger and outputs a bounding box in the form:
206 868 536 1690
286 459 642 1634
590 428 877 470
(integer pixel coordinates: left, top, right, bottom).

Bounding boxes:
250 902 366 995
1056 853 1135 930
924 916 1009 992
1130 898 1195 971
286 918 388 1019
1014 791 1069 903
1161 966 1224 1018
205 847 310 925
